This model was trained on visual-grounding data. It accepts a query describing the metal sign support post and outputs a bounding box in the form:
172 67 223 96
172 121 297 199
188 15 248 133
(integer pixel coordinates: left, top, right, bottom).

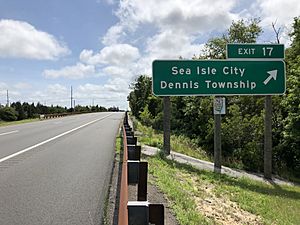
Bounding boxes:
264 95 273 179
163 96 171 156
213 97 223 173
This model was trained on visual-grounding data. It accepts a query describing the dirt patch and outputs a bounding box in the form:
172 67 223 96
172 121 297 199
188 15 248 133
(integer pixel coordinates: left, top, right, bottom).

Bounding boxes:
196 187 263 225
177 173 264 225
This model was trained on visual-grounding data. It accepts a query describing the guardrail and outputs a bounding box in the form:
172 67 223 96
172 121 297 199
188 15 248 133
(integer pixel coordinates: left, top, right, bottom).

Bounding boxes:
118 119 129 225
39 112 90 120
118 112 164 225
40 113 69 119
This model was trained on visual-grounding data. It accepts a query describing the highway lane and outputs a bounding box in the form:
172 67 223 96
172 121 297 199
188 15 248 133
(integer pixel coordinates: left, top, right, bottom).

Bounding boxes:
0 112 114 160
0 112 123 225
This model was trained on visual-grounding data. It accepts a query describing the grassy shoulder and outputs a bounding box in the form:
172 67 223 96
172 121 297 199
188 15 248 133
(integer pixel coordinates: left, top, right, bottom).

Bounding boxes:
147 154 300 225
132 118 210 161
131 118 300 224
115 132 122 155
0 118 40 127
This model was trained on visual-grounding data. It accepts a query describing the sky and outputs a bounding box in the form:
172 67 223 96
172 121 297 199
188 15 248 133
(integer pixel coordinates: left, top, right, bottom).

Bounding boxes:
0 0 299 110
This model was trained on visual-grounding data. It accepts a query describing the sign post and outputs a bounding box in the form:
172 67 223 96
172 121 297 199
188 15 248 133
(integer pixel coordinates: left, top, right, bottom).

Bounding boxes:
163 96 171 156
213 97 224 172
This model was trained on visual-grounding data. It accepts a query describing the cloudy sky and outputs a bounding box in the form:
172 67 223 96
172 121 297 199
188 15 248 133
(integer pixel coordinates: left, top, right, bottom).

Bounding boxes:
0 0 299 109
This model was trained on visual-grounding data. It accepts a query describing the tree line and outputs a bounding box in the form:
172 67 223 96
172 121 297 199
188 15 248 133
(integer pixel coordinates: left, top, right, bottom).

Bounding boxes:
0 102 120 121
128 18 300 180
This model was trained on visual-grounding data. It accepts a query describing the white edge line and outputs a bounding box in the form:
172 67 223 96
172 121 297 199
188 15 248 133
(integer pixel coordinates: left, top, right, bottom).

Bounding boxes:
0 130 19 136
0 114 112 163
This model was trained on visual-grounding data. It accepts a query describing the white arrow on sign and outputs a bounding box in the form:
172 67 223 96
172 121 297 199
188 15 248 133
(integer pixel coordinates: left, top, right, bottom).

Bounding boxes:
263 70 277 85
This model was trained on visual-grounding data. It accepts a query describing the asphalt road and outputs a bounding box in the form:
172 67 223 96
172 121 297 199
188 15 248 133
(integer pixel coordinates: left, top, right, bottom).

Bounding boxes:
0 112 123 225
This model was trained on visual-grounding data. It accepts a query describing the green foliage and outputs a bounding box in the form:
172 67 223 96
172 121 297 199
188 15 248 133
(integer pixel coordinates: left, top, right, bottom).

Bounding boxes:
11 102 26 120
221 104 264 171
0 106 18 121
0 101 109 122
203 18 262 59
227 18 262 43
128 75 152 119
140 105 152 126
274 16 300 178
148 156 213 225
127 18 300 180
148 155 300 225
134 118 210 161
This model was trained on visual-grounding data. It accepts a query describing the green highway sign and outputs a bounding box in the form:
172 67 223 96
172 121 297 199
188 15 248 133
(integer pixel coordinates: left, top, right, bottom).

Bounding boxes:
152 60 285 96
227 43 285 59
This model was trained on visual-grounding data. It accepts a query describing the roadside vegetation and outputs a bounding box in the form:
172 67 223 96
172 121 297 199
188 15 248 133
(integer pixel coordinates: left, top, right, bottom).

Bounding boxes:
147 154 300 225
133 117 210 161
0 101 120 125
0 118 40 127
128 17 300 181
131 119 300 224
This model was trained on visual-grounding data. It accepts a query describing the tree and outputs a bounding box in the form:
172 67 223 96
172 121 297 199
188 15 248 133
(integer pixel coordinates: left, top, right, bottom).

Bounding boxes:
128 75 152 119
0 107 18 121
274 17 300 177
203 18 262 59
11 101 26 120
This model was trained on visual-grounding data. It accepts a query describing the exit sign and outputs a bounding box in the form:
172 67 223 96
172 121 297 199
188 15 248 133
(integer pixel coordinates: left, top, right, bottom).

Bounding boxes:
227 43 284 59
152 60 285 96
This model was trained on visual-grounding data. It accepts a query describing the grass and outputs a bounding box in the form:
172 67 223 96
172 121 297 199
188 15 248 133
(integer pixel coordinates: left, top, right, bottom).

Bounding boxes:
133 118 210 161
115 130 122 154
147 155 212 225
0 118 40 127
131 117 300 224
147 154 300 225
215 177 300 224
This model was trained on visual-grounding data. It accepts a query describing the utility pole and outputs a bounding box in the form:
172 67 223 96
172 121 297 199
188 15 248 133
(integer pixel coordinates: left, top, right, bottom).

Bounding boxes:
70 86 73 110
6 90 9 107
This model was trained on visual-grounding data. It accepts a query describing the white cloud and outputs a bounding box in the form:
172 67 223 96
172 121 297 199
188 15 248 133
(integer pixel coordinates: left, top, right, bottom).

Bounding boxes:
0 19 70 60
252 0 300 45
14 82 32 89
28 84 69 106
102 0 237 44
101 24 125 45
104 77 129 93
76 82 129 108
99 0 236 81
146 30 206 59
47 84 68 96
0 84 20 103
0 82 8 90
43 63 95 79
79 49 103 65
256 0 300 26
102 66 131 77
77 79 128 96
80 44 140 65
